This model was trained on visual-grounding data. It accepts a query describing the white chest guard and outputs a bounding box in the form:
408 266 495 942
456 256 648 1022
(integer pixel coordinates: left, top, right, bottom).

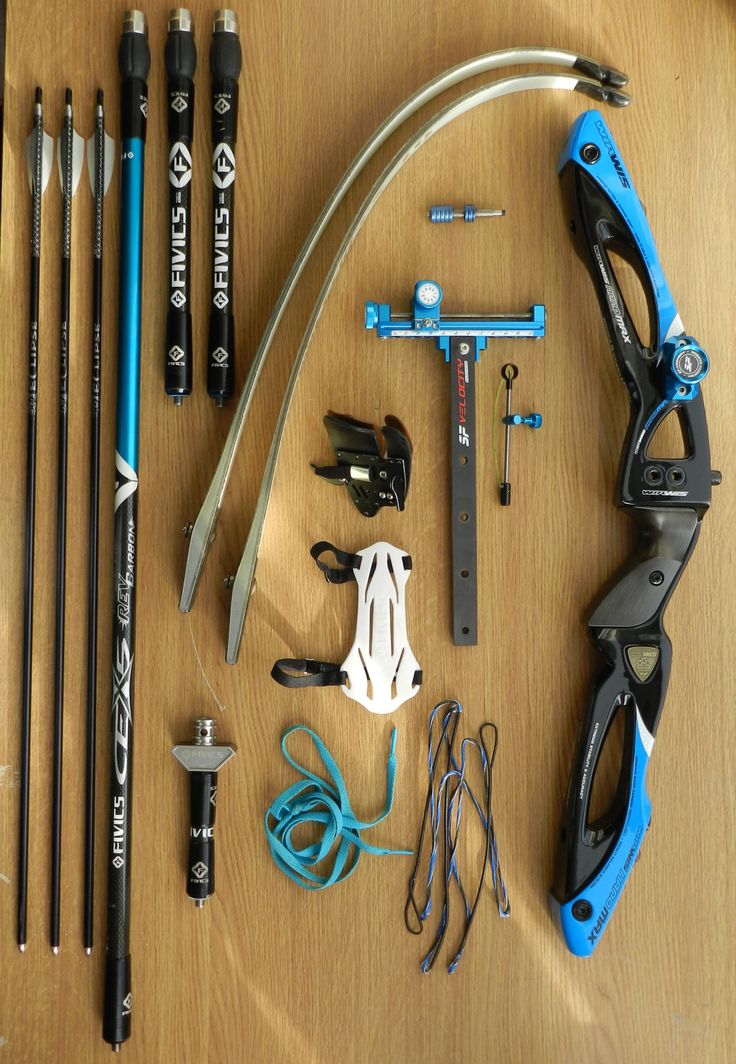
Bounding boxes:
271 541 421 715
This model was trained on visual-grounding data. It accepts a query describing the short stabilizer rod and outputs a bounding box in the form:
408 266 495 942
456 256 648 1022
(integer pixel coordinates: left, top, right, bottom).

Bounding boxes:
172 718 237 906
165 9 197 403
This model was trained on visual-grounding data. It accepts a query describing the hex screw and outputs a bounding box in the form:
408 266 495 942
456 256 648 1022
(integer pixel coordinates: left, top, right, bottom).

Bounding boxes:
572 899 593 921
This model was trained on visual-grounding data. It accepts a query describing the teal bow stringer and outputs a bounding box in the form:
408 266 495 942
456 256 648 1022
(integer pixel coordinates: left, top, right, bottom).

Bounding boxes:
264 725 411 890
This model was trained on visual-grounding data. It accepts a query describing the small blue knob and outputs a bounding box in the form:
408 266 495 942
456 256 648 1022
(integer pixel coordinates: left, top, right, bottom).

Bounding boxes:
659 336 706 400
503 412 542 429
669 340 708 385
663 336 708 401
364 301 379 330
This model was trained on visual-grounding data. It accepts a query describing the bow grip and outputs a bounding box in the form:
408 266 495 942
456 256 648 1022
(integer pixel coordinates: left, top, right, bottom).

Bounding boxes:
550 507 700 954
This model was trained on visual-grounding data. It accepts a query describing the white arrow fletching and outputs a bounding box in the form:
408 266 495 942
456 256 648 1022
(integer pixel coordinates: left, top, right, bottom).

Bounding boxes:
57 127 85 194
41 132 53 192
85 136 93 192
103 131 115 193
86 130 115 196
70 128 84 194
25 131 35 193
26 129 53 193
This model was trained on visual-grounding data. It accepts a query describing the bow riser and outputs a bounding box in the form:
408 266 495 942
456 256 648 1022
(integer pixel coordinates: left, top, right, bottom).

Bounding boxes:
550 112 717 956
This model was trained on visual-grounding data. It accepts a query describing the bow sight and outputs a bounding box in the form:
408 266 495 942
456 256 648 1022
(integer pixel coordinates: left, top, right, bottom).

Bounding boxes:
365 280 545 645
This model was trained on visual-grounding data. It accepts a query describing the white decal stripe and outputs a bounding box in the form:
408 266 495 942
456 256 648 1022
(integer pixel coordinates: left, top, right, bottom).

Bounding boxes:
635 708 655 758
114 482 137 510
114 451 139 511
116 451 138 483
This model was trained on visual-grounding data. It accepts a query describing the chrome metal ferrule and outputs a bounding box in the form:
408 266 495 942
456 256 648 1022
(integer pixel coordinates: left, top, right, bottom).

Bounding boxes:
213 9 239 35
168 8 193 32
193 719 216 746
123 9 148 35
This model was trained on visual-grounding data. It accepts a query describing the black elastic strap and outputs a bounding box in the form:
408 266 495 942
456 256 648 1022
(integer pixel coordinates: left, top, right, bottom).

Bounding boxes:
310 541 360 584
271 658 346 689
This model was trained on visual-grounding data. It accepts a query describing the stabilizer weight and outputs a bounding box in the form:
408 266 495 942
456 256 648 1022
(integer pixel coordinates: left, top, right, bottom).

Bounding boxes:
172 718 237 906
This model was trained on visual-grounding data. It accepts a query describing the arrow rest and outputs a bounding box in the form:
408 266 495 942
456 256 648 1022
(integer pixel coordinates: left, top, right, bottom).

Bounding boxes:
311 412 412 516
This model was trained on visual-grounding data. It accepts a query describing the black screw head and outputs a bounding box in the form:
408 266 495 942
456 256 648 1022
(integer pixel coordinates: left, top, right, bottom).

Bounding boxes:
572 899 593 921
581 143 600 164
649 570 664 586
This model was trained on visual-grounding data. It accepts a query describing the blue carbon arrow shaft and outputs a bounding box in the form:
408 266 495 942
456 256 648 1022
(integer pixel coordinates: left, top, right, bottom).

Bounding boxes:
103 10 149 1051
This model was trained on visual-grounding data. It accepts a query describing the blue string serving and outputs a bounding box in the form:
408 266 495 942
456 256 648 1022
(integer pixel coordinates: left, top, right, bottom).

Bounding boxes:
264 724 411 890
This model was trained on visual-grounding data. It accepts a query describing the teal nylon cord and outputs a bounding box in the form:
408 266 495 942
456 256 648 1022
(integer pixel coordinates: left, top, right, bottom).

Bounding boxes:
264 725 412 890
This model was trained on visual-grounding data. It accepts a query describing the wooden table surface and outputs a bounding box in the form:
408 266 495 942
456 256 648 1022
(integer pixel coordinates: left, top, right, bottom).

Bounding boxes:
1 1 735 1061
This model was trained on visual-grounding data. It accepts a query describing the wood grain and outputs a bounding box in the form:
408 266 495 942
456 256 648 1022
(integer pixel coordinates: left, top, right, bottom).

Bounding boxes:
1 1 735 1061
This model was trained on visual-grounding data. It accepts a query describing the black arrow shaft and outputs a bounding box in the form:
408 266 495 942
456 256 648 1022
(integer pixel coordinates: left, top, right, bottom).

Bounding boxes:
51 88 74 953
18 87 44 953
84 90 106 955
